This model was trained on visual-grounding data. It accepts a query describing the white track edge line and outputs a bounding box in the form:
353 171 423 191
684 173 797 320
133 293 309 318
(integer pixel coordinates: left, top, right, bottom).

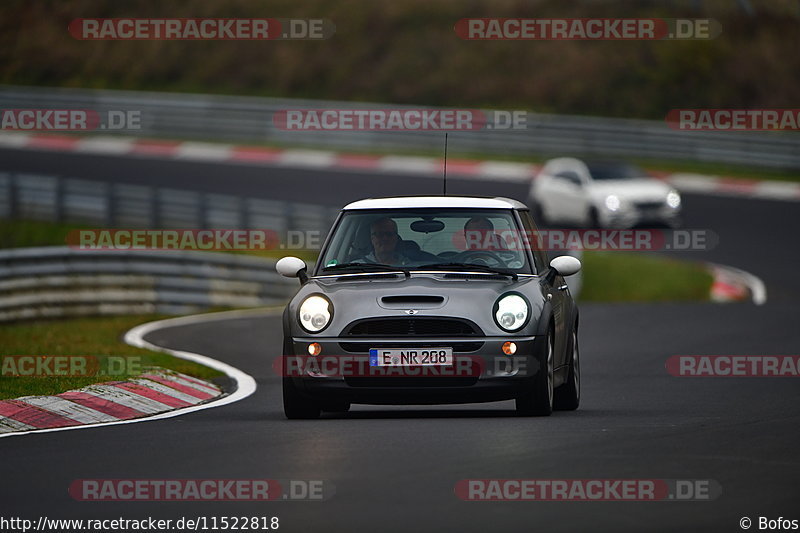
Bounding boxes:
0 306 284 438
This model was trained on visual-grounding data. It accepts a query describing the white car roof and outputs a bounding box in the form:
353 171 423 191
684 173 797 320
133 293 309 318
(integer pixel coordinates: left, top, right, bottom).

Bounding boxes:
343 196 527 210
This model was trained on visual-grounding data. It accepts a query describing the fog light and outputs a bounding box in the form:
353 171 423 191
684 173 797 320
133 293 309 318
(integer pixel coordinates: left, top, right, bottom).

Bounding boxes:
308 342 321 356
502 341 517 355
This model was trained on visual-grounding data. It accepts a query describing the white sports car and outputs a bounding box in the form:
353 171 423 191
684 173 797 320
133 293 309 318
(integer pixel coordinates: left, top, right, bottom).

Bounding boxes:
529 158 682 229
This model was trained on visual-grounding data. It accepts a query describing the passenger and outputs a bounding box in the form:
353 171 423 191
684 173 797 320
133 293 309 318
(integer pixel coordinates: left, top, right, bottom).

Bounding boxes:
464 216 507 251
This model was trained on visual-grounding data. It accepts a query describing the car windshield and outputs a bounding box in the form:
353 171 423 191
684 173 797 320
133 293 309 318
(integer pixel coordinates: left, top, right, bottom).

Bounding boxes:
316 208 533 275
587 162 647 181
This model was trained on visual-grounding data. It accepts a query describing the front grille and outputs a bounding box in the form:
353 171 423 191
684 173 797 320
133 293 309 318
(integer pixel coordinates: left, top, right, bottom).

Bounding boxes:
338 341 484 353
634 201 664 210
344 376 479 388
344 317 482 337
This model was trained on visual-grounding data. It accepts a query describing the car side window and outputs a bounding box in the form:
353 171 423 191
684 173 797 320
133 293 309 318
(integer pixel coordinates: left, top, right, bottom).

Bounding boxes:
555 170 582 186
517 210 546 274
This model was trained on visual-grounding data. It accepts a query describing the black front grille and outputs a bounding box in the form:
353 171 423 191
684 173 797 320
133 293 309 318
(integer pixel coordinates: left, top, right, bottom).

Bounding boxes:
338 342 484 353
634 201 664 210
344 376 479 388
344 318 482 337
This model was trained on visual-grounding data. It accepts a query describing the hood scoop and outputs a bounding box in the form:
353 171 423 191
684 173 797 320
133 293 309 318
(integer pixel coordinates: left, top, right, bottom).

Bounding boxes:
334 273 401 282
379 295 446 309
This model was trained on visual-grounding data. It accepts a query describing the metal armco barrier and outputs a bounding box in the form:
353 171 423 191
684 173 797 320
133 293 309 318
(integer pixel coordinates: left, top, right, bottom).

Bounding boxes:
0 171 339 234
0 169 329 321
1 85 798 169
0 246 301 322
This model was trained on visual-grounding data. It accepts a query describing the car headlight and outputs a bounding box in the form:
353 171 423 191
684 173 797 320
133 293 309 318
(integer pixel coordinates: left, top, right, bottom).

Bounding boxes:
604 194 621 212
666 190 681 209
299 295 332 333
494 293 529 332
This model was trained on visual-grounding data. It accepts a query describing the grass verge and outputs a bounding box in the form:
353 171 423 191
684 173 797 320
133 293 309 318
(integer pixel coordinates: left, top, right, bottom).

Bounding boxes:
580 251 713 302
0 314 224 401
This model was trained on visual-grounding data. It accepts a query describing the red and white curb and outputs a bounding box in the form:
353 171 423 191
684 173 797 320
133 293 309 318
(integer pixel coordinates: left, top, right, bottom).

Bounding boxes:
2 131 799 200
0 308 273 438
0 132 538 183
0 368 221 434
667 173 800 202
708 263 767 305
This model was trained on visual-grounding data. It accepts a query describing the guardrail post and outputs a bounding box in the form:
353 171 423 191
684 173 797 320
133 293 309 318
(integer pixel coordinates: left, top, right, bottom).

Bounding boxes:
106 183 117 227
199 192 209 230
8 173 18 220
54 175 64 223
151 187 161 228
241 196 250 230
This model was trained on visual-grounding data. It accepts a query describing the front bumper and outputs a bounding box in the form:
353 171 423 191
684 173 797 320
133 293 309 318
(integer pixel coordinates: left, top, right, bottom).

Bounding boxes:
285 335 543 404
602 206 681 228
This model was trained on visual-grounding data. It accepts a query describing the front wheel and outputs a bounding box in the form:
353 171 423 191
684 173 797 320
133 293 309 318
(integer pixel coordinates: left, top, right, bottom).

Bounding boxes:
554 328 580 411
588 207 601 229
283 378 321 419
322 402 351 413
515 331 554 416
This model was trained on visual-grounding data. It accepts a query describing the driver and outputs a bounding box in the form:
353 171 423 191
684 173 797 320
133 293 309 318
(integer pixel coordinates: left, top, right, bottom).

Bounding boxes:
463 216 507 251
359 217 410 265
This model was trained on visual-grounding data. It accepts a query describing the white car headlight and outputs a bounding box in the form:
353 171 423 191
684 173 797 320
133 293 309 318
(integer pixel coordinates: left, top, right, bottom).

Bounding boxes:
494 294 529 332
604 194 621 212
666 190 681 209
299 295 332 333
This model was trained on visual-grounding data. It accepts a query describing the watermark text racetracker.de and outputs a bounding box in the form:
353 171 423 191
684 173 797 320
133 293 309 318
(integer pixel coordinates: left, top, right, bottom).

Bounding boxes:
0 109 140 131
69 18 335 40
273 108 529 131
455 479 721 501
68 229 319 251
454 228 717 252
68 478 333 501
666 109 800 131
1 355 141 377
455 18 721 40
666 356 800 377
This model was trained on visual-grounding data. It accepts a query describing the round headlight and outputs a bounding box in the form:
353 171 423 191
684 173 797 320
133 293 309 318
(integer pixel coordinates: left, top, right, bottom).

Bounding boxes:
494 294 529 332
666 190 681 209
604 194 621 212
299 295 332 333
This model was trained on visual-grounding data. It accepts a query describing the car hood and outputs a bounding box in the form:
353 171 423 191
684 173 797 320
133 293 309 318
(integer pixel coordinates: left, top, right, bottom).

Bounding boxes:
589 178 671 202
287 273 545 337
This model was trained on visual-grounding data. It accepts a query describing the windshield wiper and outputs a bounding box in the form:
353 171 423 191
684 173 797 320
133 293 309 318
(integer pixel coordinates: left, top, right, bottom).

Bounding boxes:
321 263 410 277
414 263 518 281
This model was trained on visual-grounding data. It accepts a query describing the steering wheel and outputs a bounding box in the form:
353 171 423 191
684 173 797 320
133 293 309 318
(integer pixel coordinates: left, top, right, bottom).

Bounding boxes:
456 250 506 267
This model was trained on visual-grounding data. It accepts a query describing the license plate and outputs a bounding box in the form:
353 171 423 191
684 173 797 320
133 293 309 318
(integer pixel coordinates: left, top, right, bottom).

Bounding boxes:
369 348 453 367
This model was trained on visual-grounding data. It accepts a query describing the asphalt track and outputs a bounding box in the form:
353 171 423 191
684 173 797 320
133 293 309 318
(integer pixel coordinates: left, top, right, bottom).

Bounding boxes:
1 147 799 532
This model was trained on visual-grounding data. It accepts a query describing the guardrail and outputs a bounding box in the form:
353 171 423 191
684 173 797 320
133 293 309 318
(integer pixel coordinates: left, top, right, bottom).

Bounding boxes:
0 171 339 234
0 246 300 322
2 85 798 169
0 170 329 321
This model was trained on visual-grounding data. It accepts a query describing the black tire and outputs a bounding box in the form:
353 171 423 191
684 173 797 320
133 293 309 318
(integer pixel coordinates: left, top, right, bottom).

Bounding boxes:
283 377 321 419
321 402 351 413
515 330 554 417
588 207 600 229
554 327 580 411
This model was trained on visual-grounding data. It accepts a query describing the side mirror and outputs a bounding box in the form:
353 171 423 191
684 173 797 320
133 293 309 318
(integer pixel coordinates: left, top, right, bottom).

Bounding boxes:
549 255 582 277
276 256 308 284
